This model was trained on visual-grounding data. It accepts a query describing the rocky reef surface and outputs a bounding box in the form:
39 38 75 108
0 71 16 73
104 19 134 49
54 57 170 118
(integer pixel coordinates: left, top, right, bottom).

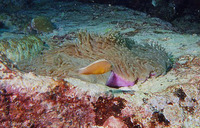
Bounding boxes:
0 1 200 127
1 51 199 127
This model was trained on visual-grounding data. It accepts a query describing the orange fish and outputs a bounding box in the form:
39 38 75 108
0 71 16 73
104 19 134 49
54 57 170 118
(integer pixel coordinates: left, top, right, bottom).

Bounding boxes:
78 59 112 75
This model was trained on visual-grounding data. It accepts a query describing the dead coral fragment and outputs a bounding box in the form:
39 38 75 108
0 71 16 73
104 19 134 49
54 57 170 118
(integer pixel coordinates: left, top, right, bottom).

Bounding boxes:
17 32 172 87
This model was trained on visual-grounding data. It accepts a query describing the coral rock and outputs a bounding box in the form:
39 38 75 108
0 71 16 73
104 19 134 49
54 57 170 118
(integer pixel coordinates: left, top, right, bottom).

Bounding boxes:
31 16 54 33
0 55 200 127
103 116 128 128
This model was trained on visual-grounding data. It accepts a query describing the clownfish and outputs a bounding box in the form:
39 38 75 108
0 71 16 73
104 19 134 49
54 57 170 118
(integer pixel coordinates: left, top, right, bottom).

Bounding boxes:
78 59 112 75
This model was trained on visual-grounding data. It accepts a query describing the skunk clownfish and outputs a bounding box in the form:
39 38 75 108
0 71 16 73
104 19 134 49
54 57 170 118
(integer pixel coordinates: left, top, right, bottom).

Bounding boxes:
78 59 112 75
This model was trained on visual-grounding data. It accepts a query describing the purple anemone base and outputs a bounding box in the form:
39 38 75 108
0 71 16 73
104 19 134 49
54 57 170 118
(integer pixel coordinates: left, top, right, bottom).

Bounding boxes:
106 71 135 87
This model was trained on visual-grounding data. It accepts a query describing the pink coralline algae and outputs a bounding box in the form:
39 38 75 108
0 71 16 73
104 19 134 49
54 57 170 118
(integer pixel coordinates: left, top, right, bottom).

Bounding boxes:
0 81 96 127
103 116 128 128
0 54 96 127
92 96 126 125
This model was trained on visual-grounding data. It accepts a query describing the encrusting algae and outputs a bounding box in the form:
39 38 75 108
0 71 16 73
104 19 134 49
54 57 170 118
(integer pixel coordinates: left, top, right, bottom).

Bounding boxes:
17 32 172 87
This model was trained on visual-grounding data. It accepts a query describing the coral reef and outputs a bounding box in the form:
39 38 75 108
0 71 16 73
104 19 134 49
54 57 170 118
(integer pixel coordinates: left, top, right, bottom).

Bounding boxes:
17 32 172 87
0 1 199 127
0 36 45 62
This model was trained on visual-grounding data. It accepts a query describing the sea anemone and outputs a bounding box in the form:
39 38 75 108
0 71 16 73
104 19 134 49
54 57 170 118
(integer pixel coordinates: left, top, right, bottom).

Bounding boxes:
0 36 45 62
17 32 172 87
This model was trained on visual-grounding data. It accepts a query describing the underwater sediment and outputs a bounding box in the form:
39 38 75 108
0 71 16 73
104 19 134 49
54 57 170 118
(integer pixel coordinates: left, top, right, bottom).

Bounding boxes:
17 32 172 87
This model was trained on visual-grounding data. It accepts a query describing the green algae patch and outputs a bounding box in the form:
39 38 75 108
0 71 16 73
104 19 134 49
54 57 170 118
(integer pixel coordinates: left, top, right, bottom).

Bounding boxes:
31 16 54 33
